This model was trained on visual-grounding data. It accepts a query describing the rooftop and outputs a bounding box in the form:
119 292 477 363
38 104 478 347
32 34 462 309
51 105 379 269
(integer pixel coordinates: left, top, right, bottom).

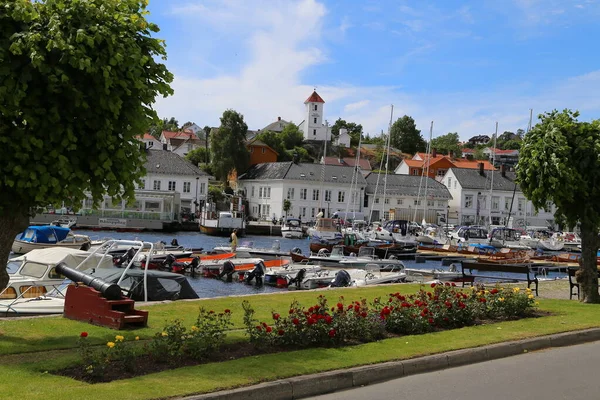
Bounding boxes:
145 149 211 177
239 162 365 185
450 168 518 191
365 173 452 199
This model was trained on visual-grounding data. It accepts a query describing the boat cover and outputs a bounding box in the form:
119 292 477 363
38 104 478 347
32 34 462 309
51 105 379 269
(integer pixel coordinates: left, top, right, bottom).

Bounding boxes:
18 225 71 243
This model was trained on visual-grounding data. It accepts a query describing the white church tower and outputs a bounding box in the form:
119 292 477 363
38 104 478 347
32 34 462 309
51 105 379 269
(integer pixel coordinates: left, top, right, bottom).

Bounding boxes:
300 90 329 141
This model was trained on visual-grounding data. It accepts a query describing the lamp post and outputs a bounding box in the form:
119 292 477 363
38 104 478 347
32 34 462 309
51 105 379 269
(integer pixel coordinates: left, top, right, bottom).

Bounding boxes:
446 204 450 234
327 201 330 218
476 191 481 225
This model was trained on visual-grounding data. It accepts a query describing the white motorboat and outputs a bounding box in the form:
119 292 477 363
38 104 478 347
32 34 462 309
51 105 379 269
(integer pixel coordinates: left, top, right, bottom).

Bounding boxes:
520 229 564 251
1 248 114 302
337 247 406 269
212 241 255 258
350 263 407 286
560 232 581 252
12 225 92 254
488 227 531 250
307 245 373 267
405 263 462 282
281 218 304 239
449 226 490 246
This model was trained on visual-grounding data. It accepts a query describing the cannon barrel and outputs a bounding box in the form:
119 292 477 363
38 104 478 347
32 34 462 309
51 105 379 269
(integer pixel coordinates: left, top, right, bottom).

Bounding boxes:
56 263 123 300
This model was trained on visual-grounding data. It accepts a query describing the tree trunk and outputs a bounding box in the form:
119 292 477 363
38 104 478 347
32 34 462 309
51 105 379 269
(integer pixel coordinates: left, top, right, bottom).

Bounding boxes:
0 210 30 291
577 223 600 303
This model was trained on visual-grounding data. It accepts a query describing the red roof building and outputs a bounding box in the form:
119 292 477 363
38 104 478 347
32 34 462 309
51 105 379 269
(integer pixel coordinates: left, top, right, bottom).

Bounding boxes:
304 90 325 104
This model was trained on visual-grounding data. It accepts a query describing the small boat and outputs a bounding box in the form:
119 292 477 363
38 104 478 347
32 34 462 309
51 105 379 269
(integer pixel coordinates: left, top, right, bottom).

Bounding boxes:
247 240 290 260
307 218 343 241
448 226 489 246
281 217 303 239
11 225 92 254
199 211 245 237
405 263 463 282
488 227 531 250
338 247 405 269
351 264 407 286
520 228 564 251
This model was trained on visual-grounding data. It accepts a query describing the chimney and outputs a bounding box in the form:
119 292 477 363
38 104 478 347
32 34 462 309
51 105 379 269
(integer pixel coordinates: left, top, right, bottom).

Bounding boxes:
501 164 506 178
277 116 281 121
432 148 437 158
478 162 484 176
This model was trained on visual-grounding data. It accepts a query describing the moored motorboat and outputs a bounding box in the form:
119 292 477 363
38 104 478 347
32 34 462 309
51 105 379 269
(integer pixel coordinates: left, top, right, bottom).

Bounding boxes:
281 217 304 239
12 225 92 254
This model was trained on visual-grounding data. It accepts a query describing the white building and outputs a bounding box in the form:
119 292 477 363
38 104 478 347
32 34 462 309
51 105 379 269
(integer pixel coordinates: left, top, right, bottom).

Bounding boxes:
159 130 205 157
298 90 331 141
443 167 556 228
364 173 452 224
237 162 366 222
335 128 351 147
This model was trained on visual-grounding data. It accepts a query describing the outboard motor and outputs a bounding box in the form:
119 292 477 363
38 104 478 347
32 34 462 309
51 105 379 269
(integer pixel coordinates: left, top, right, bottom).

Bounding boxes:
161 253 177 272
187 256 200 277
287 268 306 290
218 260 236 282
115 247 137 268
291 247 303 255
171 238 179 247
245 261 266 285
330 270 352 288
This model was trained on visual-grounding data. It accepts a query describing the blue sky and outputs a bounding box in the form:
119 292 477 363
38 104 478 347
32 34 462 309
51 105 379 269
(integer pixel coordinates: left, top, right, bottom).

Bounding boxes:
148 0 600 140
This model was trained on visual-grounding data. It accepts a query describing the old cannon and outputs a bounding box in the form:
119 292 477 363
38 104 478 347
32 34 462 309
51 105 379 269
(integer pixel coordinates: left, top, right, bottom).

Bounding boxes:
56 263 148 330
55 263 123 300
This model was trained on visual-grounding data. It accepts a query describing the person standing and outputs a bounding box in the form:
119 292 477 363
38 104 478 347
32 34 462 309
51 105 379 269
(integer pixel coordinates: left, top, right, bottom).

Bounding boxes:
230 229 238 252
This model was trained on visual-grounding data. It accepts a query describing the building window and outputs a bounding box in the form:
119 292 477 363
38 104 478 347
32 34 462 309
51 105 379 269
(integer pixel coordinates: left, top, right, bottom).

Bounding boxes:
261 148 265 154
325 190 331 202
153 180 161 190
250 147 254 153
454 181 457 189
412 169 419 176
251 186 255 197
168 181 176 191
264 187 271 198
504 198 511 211
259 187 263 198
183 182 191 193
518 198 524 212
139 180 146 190
427 200 434 207
287 188 295 200
447 177 451 187
338 191 345 203
414 199 422 206
383 211 390 220
313 117 317 123
187 143 193 152
312 189 319 201
301 207 307 217
438 201 445 207
314 104 317 111
492 196 499 210
375 197 379 204
200 183 205 194
311 208 316 218
465 195 473 208
384 198 390 205
300 188 307 200
313 129 317 136
437 169 446 177
397 199 403 205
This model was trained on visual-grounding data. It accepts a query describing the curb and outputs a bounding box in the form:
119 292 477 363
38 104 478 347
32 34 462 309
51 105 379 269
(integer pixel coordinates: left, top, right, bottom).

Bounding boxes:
180 328 600 400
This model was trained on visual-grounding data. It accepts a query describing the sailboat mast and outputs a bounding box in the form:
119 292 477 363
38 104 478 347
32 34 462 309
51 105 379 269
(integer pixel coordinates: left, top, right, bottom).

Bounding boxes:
345 132 362 219
368 129 386 225
488 122 498 226
413 122 432 223
421 121 434 224
380 105 394 220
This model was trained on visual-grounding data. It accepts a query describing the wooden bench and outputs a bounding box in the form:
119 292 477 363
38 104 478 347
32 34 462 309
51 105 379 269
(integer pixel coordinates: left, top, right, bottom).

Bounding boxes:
461 261 539 296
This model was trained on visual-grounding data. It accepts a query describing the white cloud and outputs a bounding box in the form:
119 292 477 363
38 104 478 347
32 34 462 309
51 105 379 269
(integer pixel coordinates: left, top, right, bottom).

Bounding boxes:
344 100 370 113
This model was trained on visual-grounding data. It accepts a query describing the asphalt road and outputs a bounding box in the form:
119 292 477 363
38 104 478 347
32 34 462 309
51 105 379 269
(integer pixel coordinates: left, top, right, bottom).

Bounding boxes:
308 341 600 400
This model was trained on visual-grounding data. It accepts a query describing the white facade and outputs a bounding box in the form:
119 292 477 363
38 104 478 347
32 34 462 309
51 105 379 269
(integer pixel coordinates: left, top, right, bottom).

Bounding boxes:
238 180 365 223
336 129 351 147
394 161 410 175
443 169 556 228
140 173 209 213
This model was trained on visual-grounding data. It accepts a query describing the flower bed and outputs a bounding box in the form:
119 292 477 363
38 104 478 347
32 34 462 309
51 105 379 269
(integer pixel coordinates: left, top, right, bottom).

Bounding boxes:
56 284 539 383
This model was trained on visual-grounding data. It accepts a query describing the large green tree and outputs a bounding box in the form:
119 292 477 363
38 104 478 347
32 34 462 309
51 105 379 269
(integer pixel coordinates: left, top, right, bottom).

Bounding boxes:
430 132 462 157
390 115 426 154
255 130 285 159
517 110 600 303
185 147 209 167
331 118 363 147
0 0 173 290
211 110 250 183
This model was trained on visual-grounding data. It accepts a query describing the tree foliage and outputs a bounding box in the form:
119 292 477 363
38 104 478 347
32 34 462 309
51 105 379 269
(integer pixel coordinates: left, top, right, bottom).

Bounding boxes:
149 117 179 138
0 0 173 290
280 123 304 149
331 118 363 147
211 110 250 182
430 132 462 157
185 147 208 167
256 130 285 158
390 116 426 155
517 109 600 303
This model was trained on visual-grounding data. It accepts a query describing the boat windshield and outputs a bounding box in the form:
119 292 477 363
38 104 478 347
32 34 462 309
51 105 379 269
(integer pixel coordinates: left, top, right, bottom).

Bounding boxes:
19 262 48 278
7 259 21 275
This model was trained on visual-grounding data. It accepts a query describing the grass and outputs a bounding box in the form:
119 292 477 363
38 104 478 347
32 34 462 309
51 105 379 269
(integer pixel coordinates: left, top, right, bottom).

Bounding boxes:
1 283 600 400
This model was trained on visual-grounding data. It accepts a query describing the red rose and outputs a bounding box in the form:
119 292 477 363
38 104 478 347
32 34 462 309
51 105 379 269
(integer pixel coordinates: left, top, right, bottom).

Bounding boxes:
256 325 262 331
273 313 280 320
479 297 487 303
308 307 314 313
325 315 333 324
430 283 436 288
354 305 360 312
451 282 457 287
224 309 231 313
337 302 343 309
361 312 367 318
278 329 285 336
444 282 450 287
458 302 466 309
490 288 499 294
292 318 300 325
328 329 336 337
209 310 215 314
80 332 88 338
428 318 434 324
266 326 272 333
289 309 295 314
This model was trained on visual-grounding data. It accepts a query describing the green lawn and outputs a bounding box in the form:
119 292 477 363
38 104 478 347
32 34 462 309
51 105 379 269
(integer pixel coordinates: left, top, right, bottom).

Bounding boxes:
1 283 599 400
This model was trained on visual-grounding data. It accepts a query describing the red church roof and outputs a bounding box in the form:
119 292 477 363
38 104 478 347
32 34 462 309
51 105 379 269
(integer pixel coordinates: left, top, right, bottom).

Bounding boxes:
304 90 325 104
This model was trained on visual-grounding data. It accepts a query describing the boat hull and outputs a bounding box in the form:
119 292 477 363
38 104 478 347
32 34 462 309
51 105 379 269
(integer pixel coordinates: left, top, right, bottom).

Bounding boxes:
199 225 245 237
11 240 90 254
